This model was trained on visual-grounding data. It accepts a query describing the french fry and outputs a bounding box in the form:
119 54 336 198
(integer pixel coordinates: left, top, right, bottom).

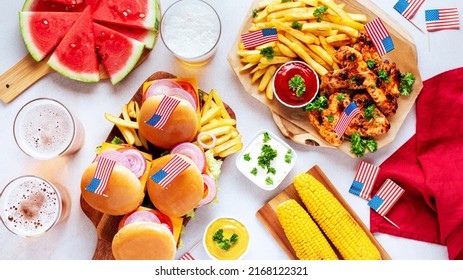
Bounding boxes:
302 21 332 32
252 68 268 84
320 0 352 20
276 42 298 58
218 143 243 158
200 119 236 132
259 56 292 65
213 135 243 155
267 1 305 13
201 105 221 125
265 77 274 100
308 44 333 66
105 113 139 129
267 7 309 21
258 65 278 92
319 35 340 63
272 19 314 44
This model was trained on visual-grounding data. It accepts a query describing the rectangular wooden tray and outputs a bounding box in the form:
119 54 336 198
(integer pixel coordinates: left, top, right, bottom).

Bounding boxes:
256 165 391 260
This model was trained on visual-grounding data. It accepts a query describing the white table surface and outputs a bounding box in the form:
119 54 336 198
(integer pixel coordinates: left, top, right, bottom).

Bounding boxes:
1 0 461 260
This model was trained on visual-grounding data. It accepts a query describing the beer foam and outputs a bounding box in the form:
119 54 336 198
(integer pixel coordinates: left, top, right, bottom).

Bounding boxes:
14 99 74 159
0 177 61 237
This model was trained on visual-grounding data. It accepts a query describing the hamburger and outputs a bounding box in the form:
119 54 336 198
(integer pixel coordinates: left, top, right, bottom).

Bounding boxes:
146 153 204 217
112 206 181 260
80 144 151 216
138 78 200 150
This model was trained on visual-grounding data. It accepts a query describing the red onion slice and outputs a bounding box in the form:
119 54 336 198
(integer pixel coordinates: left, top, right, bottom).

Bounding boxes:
123 210 161 227
197 174 217 207
94 150 131 170
170 142 206 172
145 79 182 98
197 131 217 150
164 88 197 111
120 149 147 178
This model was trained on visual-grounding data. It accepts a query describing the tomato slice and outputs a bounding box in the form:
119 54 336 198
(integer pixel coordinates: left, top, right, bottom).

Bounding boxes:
176 81 200 111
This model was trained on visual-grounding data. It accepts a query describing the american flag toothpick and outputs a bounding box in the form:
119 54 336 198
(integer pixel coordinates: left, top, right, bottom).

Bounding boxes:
241 28 278 49
349 161 380 200
368 179 405 229
179 241 200 260
334 102 360 137
393 0 425 33
364 18 395 56
145 95 180 129
150 155 190 189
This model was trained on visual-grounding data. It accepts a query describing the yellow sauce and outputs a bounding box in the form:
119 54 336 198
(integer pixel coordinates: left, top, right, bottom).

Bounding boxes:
204 218 249 260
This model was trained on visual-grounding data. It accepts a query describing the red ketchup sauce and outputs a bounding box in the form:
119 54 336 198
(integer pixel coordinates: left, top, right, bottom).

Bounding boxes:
273 61 319 107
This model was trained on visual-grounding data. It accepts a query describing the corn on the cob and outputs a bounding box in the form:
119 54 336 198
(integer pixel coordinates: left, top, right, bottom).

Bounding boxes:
276 199 339 260
293 173 381 260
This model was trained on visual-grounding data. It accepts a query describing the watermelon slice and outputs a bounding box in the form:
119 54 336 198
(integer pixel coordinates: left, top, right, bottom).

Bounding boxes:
93 22 145 84
19 11 81 61
92 0 159 31
48 6 99 82
43 0 84 5
22 0 86 12
98 22 157 49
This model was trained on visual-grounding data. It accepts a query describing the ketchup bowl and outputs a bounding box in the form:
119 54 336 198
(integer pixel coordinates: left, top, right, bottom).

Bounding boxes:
272 61 320 108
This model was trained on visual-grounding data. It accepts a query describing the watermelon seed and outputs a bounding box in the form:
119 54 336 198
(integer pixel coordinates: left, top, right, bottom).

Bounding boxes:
123 11 128 17
70 43 76 48
139 13 146 18
43 20 49 25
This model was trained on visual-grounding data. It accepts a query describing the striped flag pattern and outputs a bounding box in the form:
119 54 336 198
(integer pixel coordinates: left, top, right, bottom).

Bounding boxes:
425 8 460 32
334 102 360 137
393 0 425 20
180 252 195 260
368 179 405 216
145 95 180 129
150 155 190 188
349 161 380 200
241 28 278 49
364 18 395 56
85 157 116 196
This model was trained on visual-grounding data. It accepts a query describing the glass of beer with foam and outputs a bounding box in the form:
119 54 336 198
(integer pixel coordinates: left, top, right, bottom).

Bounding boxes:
13 98 85 160
0 175 71 237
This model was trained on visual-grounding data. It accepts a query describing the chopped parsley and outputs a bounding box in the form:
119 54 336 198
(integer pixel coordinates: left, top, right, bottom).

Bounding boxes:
284 149 293 163
313 6 328 22
268 167 276 175
257 144 278 172
377 69 390 82
289 75 306 97
243 153 251 161
260 46 274 60
250 167 258 176
399 72 415 96
327 115 334 122
336 93 345 101
263 132 271 142
252 8 258 18
291 20 303 30
346 132 378 157
364 104 376 121
212 229 238 251
303 96 328 111
265 177 274 185
111 136 125 145
367 59 376 69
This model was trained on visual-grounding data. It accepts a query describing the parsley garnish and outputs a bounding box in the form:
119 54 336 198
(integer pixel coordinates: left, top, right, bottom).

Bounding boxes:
303 96 328 111
268 167 276 175
212 229 238 251
345 132 377 157
336 93 345 101
327 115 334 122
289 75 306 97
258 144 278 172
252 8 258 18
291 20 302 30
399 72 415 96
364 104 376 121
250 167 257 176
260 46 274 60
243 153 251 161
281 0 292 2
263 132 271 143
111 136 125 145
367 59 376 69
284 149 292 163
313 6 328 22
265 177 274 185
377 69 390 82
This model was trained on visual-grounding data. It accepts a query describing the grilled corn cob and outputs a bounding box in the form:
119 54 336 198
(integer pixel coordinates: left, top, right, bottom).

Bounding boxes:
293 173 381 260
276 199 338 260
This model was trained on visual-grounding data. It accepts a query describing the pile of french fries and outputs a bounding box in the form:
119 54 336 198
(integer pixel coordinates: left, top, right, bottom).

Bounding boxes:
198 89 243 158
104 100 149 150
238 0 367 100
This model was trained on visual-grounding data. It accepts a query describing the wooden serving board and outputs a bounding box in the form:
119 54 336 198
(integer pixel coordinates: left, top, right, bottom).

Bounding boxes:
256 165 391 260
80 71 235 260
0 50 150 104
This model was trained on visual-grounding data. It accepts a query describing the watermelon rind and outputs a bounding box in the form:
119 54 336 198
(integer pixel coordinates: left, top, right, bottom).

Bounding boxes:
47 6 99 82
19 11 81 61
93 23 145 85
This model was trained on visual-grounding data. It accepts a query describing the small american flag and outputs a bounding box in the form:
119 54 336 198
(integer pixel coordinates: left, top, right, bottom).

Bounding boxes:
150 155 190 189
85 157 116 196
368 179 405 216
364 18 395 56
145 95 180 129
334 102 360 137
425 8 460 32
349 161 380 200
241 28 278 49
393 0 425 20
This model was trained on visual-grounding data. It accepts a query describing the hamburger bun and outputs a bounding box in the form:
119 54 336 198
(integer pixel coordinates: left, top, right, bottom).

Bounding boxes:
112 222 176 260
81 163 145 216
138 95 199 149
147 154 204 217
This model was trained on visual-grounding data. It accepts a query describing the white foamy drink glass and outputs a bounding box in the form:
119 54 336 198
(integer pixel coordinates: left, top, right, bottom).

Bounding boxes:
161 0 221 66
13 98 84 160
0 175 71 237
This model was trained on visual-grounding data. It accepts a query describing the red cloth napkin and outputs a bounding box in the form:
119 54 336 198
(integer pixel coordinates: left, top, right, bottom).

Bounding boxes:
370 67 463 260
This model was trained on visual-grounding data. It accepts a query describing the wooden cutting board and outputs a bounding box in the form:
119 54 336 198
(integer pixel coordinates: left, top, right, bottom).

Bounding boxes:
80 71 235 260
256 165 391 260
0 50 150 104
